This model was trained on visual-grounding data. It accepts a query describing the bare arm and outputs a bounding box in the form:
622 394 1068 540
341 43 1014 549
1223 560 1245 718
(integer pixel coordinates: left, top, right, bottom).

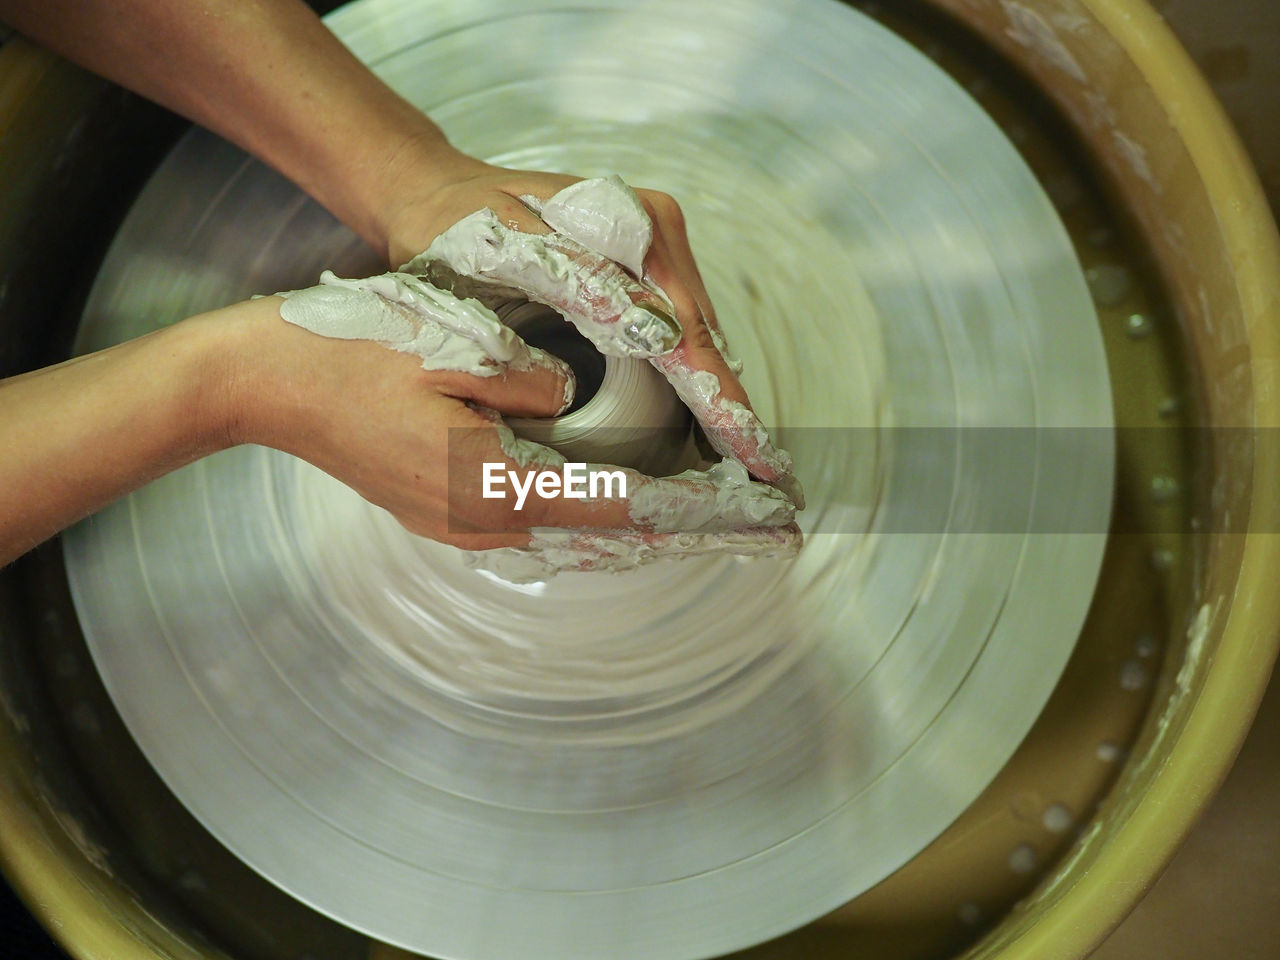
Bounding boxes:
0 295 573 566
0 295 797 570
0 309 237 565
0 0 801 552
0 0 465 258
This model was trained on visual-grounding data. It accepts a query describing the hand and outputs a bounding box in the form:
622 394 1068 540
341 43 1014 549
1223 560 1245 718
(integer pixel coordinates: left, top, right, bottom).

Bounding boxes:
0 0 802 575
380 156 805 508
226 292 799 567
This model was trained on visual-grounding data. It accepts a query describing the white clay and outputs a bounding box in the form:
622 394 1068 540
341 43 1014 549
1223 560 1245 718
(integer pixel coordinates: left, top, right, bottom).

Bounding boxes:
404 208 681 358
538 175 653 277
469 405 569 470
627 458 794 532
278 269 572 394
660 365 803 506
464 524 800 584
276 173 807 578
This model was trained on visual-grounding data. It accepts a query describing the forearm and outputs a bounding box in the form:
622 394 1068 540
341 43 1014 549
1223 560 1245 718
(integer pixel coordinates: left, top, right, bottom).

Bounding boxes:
0 0 468 257
0 314 236 565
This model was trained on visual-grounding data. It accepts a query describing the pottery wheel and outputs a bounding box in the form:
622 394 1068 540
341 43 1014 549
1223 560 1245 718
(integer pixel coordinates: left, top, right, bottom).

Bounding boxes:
64 1 1113 958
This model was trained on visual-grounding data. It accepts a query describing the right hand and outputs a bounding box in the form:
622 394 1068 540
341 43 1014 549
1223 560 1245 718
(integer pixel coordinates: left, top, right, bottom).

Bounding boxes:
217 296 800 567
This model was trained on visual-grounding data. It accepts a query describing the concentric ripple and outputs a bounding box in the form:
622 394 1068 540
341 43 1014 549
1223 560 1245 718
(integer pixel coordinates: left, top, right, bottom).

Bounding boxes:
64 2 1112 959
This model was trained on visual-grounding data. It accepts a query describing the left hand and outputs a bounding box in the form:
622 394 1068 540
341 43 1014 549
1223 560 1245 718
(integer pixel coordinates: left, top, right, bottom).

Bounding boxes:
379 154 804 508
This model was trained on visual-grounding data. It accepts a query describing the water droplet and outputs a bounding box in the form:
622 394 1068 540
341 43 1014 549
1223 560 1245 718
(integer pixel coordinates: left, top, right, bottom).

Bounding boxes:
1151 475 1179 503
1009 843 1038 874
1096 740 1123 762
1042 803 1074 833
1085 264 1132 307
1119 660 1149 691
958 902 982 925
1135 634 1159 658
1150 548 1176 572
1125 313 1152 338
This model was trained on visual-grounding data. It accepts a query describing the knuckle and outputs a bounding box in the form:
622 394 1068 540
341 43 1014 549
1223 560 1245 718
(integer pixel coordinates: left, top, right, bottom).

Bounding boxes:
653 192 686 230
682 310 716 344
657 288 706 337
463 496 522 536
639 190 684 228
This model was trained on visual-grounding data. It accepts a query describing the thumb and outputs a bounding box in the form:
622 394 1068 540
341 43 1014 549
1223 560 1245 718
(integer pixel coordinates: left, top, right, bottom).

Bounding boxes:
432 346 576 419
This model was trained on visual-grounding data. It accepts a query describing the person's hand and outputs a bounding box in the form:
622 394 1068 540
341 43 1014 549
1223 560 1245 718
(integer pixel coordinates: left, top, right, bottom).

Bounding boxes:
377 155 805 508
220 292 799 572
0 0 803 574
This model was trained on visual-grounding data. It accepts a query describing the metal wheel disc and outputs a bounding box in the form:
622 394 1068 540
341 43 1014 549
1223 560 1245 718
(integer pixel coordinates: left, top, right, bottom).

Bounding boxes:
65 1 1112 958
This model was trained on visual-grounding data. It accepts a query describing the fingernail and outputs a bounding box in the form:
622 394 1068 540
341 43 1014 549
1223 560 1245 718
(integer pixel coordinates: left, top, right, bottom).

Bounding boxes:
772 473 806 511
744 488 796 527
556 364 577 415
545 355 576 415
527 346 576 415
620 303 682 355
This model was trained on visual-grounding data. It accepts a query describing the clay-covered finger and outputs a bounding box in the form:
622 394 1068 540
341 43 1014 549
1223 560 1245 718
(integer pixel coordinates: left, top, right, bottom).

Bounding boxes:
614 458 796 533
275 270 566 379
433 357 574 419
635 202 804 506
463 523 802 583
651 351 805 509
456 408 796 535
402 210 681 359
275 272 575 413
647 197 743 374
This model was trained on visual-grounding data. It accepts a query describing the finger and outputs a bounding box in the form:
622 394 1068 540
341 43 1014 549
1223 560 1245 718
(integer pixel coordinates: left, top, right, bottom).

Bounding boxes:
657 350 806 509
431 344 575 418
277 269 523 372
276 268 579 417
462 523 803 583
452 409 796 535
441 404 569 543
403 209 682 359
641 234 805 506
645 196 742 373
595 458 796 534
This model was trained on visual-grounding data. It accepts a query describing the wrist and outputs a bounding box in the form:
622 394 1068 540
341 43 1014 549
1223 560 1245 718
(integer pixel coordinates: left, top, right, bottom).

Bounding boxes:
177 296 287 454
369 133 492 265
